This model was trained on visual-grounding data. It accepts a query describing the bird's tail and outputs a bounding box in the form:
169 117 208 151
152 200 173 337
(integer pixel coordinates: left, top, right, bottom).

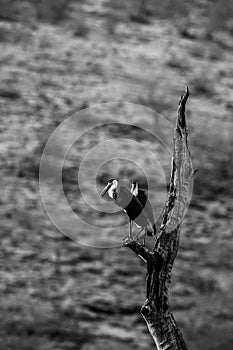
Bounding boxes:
153 223 157 235
146 222 156 236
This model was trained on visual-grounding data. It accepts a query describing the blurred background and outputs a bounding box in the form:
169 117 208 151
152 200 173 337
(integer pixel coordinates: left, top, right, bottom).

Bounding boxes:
0 0 233 349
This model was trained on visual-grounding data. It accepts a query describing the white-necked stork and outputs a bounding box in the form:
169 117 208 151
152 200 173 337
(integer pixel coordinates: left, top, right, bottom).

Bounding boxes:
100 179 153 240
131 180 156 237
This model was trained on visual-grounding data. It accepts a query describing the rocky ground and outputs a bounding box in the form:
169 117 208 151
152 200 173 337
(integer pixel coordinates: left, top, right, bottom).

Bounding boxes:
0 1 233 349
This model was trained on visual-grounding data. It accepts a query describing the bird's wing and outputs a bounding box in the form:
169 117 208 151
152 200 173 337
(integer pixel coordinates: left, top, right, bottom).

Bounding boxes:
116 186 150 228
138 190 155 224
137 190 148 208
116 186 139 209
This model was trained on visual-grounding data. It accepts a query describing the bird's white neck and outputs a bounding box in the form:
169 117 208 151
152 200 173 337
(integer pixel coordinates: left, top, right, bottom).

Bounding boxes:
131 182 138 196
108 180 118 199
108 187 116 199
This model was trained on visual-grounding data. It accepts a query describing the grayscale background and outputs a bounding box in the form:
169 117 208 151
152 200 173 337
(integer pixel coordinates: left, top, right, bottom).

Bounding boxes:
1 1 232 349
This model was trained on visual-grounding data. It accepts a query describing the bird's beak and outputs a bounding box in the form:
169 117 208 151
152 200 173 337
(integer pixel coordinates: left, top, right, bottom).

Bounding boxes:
100 183 111 198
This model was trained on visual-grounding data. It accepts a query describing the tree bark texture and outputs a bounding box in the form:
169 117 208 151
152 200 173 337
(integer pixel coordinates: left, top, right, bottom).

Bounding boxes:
123 87 192 350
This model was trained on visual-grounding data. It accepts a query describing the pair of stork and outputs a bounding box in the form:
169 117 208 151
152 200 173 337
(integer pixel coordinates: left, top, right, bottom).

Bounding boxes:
100 179 156 243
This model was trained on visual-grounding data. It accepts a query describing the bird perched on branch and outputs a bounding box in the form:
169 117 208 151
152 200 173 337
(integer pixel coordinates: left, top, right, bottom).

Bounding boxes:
100 179 153 241
131 180 156 237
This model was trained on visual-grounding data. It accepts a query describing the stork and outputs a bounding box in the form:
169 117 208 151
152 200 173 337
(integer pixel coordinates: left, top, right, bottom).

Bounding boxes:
100 179 153 241
131 180 156 237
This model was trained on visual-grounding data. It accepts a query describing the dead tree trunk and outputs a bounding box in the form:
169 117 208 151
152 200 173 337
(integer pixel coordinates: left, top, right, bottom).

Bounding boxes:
123 87 192 350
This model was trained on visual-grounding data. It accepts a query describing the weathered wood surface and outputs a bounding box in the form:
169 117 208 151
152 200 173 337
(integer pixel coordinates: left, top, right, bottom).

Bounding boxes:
123 88 192 350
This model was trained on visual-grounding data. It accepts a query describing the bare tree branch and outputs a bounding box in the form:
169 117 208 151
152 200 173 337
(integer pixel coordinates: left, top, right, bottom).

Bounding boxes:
123 87 192 350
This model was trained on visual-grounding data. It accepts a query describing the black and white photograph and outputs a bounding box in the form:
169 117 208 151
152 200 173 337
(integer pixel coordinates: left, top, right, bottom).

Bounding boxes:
0 1 232 349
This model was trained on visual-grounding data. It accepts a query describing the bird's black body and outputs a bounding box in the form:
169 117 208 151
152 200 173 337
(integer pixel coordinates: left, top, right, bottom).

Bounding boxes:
115 186 149 228
100 179 152 239
131 181 156 236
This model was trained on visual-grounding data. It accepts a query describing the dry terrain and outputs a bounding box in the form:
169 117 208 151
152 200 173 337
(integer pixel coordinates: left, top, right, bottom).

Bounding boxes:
0 1 233 349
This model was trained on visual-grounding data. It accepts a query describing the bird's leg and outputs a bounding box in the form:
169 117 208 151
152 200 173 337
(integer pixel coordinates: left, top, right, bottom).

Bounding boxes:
142 236 146 247
133 228 146 241
140 231 146 246
129 219 133 238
